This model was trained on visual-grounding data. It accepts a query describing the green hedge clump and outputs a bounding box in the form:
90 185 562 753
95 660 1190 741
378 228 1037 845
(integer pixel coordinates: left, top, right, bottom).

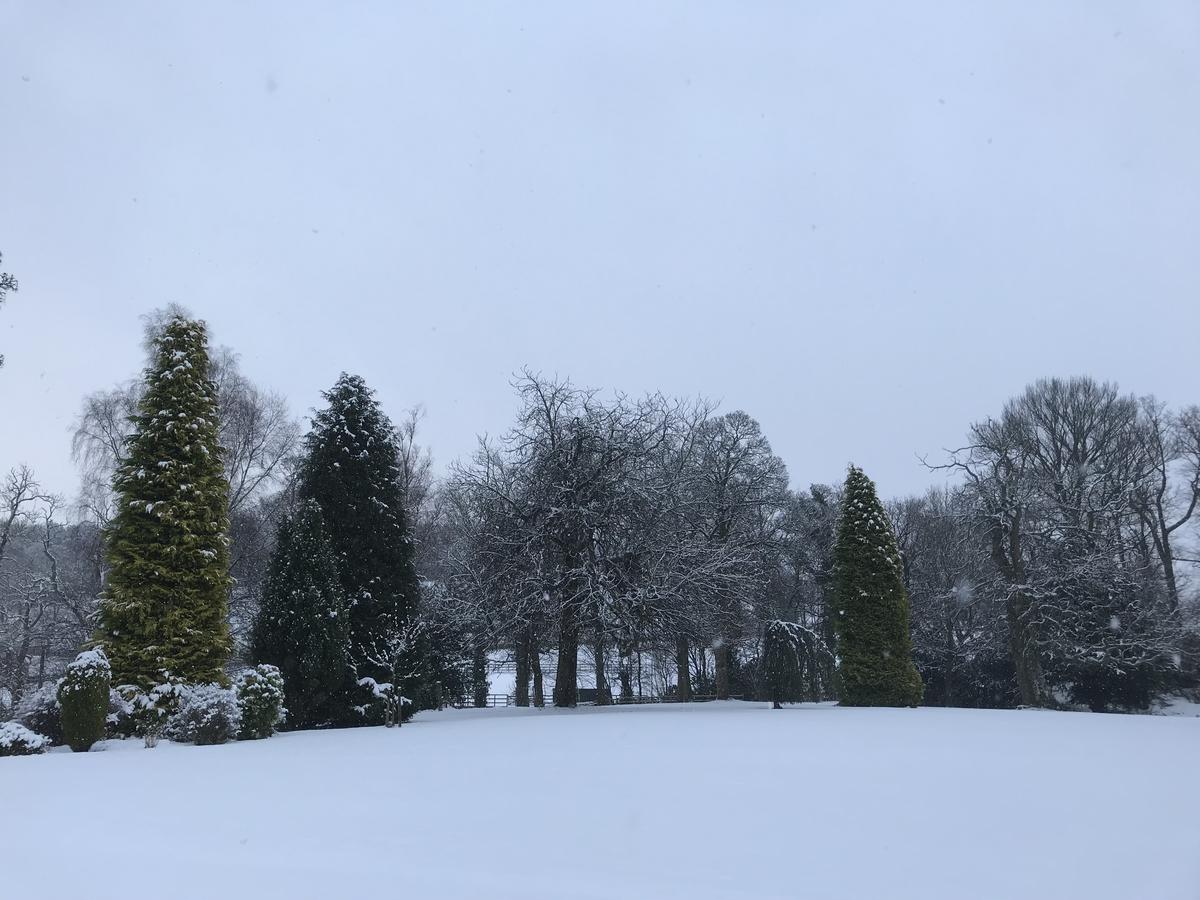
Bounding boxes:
235 665 286 740
58 649 112 752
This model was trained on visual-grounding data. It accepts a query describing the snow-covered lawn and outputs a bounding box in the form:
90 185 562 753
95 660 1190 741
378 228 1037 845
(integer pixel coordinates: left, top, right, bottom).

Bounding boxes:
3 702 1198 899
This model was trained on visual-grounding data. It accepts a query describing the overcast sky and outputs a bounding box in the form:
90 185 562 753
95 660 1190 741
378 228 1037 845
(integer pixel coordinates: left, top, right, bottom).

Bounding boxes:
2 2 1198 503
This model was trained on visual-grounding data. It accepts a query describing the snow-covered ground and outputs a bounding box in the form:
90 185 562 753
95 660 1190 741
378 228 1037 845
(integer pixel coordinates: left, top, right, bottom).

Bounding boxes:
3 702 1198 899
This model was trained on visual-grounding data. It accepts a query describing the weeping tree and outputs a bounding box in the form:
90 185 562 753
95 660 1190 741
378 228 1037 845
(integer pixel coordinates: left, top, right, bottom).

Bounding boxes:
760 620 807 709
832 466 923 708
96 316 232 689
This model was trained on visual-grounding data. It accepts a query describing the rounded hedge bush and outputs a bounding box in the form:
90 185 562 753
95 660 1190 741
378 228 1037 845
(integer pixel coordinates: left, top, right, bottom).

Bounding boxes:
0 721 50 756
235 665 286 740
58 649 112 752
166 684 241 745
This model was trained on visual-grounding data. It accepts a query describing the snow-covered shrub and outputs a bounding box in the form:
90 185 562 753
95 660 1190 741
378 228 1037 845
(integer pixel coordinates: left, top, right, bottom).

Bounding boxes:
58 649 112 752
118 681 185 748
234 665 286 739
15 682 63 746
106 689 136 738
0 721 50 756
356 676 415 726
166 684 241 745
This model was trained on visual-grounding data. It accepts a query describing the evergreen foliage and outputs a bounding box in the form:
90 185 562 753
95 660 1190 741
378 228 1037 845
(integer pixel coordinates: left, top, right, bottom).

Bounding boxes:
832 466 924 707
250 500 350 728
297 374 421 722
390 619 438 718
914 646 1019 710
57 649 111 752
417 628 471 711
96 316 232 689
234 664 287 739
105 689 137 739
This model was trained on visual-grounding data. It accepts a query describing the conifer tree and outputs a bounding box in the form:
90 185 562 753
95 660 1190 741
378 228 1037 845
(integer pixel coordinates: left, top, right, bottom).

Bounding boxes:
250 500 350 728
96 317 232 688
832 465 924 707
297 374 421 722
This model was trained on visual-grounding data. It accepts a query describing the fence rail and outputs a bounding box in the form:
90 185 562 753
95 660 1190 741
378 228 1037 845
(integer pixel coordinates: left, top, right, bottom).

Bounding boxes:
453 693 744 709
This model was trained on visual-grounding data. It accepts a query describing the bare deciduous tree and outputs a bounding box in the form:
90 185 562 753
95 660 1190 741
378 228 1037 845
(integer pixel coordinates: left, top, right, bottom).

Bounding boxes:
0 251 17 369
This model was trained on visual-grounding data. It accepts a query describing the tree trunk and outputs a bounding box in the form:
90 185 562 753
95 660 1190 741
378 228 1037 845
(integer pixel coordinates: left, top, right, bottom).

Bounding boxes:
820 594 838 700
1163 561 1180 614
675 635 691 702
992 513 1045 708
1007 591 1044 707
714 640 732 700
593 631 611 705
943 623 955 708
618 641 633 701
514 627 531 707
531 629 545 707
554 601 579 707
1159 528 1181 614
472 644 488 708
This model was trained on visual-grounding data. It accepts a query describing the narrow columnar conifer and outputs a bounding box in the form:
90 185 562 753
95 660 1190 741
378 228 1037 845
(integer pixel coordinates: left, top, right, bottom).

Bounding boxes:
832 465 924 707
96 317 232 688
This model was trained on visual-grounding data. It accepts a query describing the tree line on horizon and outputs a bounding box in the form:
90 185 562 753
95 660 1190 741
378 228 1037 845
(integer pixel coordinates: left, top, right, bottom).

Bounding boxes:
3 306 1198 725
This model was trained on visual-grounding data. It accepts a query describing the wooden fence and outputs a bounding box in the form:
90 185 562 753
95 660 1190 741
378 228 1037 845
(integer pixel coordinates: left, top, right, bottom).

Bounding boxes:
453 693 743 709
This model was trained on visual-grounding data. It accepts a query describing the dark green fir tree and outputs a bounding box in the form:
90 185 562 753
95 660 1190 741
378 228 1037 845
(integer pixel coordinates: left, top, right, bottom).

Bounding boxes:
832 465 923 707
298 374 422 722
96 316 232 688
251 500 350 728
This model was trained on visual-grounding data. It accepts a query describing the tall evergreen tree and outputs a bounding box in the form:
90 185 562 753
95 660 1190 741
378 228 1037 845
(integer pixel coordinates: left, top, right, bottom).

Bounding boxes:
298 374 421 721
832 465 923 707
96 317 232 688
250 499 350 728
